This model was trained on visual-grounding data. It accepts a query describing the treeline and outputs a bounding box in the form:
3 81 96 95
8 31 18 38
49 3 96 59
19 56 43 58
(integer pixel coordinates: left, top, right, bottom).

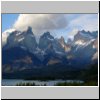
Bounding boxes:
3 63 98 86
80 63 98 85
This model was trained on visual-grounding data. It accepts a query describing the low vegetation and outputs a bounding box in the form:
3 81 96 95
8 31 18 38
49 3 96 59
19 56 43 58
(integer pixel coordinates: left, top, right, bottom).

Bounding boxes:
55 81 97 86
4 63 98 86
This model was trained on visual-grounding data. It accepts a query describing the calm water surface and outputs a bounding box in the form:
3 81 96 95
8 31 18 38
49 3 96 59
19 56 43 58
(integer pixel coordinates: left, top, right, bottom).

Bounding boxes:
2 79 84 86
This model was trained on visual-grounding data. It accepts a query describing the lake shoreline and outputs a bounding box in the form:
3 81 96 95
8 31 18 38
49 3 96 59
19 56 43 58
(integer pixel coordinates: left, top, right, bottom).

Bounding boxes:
2 79 85 86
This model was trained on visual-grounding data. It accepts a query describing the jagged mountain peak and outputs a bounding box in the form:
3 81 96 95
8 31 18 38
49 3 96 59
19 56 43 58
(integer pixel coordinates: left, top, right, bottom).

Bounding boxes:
59 36 65 43
76 30 97 38
60 36 64 40
67 38 73 45
58 36 66 48
2 27 98 71
26 26 33 35
41 32 54 39
74 30 93 42
3 26 37 52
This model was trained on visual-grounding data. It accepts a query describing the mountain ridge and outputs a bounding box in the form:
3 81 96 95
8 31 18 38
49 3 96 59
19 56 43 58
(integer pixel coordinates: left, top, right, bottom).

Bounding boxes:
2 27 98 73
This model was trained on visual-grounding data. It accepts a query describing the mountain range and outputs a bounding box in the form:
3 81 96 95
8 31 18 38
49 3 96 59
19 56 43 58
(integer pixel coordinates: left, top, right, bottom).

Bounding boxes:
2 26 98 74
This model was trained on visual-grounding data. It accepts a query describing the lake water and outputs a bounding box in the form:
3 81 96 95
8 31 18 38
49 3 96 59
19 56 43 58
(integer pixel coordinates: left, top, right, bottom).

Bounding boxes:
2 79 84 86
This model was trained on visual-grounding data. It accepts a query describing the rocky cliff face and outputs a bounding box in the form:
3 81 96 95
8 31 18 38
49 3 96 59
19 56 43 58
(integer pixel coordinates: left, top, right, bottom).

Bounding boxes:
2 27 98 72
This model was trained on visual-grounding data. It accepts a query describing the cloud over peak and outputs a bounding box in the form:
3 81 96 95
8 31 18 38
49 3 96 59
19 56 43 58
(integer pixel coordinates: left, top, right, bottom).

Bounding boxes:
13 14 67 35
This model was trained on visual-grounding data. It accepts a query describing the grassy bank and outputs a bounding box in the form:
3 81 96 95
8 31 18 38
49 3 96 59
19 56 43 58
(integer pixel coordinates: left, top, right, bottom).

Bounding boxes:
54 81 98 86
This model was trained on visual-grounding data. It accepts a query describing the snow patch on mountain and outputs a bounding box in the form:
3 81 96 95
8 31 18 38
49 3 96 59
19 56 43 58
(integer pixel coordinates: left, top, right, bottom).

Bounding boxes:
16 32 22 36
18 37 25 42
75 40 85 45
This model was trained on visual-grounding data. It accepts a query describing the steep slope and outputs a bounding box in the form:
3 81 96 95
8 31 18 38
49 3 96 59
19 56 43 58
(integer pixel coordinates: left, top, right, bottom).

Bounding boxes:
2 47 42 73
2 28 16 46
2 28 98 72
58 36 71 52
4 27 37 53
66 30 98 67
92 38 98 61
